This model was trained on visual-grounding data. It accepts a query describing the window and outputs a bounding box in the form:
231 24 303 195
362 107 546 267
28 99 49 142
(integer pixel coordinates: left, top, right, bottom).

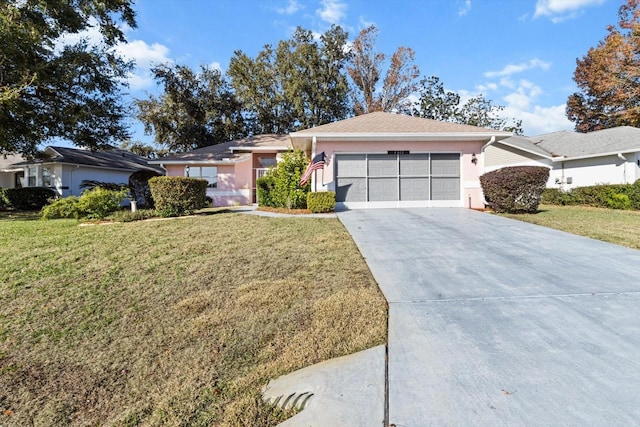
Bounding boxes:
42 167 52 187
186 166 217 188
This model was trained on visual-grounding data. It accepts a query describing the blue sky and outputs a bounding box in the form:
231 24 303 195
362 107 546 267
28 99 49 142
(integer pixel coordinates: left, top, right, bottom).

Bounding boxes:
113 0 619 142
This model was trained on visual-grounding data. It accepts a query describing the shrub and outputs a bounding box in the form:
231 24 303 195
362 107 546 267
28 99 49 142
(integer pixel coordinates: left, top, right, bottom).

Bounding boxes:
480 166 549 213
41 196 81 219
108 208 157 222
148 176 208 217
607 193 631 210
307 191 336 213
256 174 276 207
76 187 128 219
79 180 128 192
129 170 162 208
271 150 310 209
630 179 640 210
3 187 58 211
541 188 576 206
0 188 8 210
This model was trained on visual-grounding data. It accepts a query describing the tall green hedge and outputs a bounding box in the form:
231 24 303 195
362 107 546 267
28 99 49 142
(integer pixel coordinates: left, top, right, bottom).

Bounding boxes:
480 166 549 213
148 176 208 217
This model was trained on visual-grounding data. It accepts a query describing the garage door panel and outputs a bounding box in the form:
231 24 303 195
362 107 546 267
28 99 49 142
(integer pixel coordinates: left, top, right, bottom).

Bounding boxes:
431 154 460 176
400 177 429 201
336 177 366 202
400 154 429 176
336 154 366 177
368 154 398 177
368 177 398 201
431 177 460 200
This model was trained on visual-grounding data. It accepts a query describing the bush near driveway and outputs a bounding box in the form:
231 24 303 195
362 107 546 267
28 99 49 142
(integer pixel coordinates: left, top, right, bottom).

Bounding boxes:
480 166 549 213
307 191 336 213
258 151 310 210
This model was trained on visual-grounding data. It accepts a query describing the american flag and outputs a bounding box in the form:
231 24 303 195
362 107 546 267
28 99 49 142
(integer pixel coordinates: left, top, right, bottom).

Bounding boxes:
300 152 326 186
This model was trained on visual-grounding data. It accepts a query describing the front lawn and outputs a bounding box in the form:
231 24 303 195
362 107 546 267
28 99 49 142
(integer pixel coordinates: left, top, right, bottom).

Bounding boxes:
0 213 386 426
500 204 640 249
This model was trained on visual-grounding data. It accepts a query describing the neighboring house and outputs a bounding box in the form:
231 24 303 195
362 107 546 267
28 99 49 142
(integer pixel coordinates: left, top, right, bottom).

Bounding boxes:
6 146 164 197
484 126 640 190
0 153 25 189
154 112 512 209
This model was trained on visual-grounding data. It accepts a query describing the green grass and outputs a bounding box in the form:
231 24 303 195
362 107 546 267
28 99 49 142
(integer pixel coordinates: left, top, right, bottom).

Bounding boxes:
500 204 640 249
0 213 387 426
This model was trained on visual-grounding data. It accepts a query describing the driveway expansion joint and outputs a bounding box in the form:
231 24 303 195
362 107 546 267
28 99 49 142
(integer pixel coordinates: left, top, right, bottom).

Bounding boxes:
388 290 640 304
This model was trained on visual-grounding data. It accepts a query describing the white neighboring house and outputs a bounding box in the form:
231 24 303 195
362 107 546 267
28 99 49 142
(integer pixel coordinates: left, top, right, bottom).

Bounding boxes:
2 146 164 197
483 126 640 190
0 153 25 189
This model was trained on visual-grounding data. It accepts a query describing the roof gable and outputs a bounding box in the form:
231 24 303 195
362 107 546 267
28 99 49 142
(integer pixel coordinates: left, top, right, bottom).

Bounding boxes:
292 111 511 135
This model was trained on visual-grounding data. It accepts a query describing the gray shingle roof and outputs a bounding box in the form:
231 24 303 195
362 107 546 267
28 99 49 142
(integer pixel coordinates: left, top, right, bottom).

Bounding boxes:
10 146 164 173
498 126 640 160
531 127 640 158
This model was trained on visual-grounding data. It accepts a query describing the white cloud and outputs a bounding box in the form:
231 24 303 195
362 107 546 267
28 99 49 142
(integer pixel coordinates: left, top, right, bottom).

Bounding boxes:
533 0 606 22
276 0 302 15
316 0 348 24
484 58 551 78
208 62 222 72
458 0 472 16
501 104 574 135
115 39 172 90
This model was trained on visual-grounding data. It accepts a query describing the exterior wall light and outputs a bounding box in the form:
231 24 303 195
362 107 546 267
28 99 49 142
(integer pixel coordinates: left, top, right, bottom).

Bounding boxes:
185 165 190 177
471 153 478 165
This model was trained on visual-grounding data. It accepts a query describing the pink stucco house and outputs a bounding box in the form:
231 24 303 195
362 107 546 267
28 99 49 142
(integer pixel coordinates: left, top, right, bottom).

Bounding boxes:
151 112 512 209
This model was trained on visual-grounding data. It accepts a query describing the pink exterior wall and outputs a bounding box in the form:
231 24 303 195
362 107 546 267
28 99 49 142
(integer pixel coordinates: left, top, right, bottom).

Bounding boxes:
315 139 487 209
163 161 252 207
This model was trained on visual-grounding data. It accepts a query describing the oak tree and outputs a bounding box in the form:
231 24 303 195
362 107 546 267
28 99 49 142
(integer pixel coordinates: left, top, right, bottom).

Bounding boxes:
413 76 523 134
0 0 136 156
135 64 245 152
228 25 350 134
566 0 640 132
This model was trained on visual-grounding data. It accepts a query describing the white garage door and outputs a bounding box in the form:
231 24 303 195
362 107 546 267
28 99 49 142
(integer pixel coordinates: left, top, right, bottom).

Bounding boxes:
335 152 461 208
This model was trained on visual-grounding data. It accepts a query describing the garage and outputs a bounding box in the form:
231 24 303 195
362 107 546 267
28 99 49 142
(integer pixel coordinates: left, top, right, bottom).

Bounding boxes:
335 152 461 207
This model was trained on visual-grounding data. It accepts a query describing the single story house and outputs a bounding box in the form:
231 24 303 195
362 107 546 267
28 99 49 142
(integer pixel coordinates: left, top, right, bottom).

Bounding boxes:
0 153 25 189
5 146 164 197
153 112 512 209
484 126 640 190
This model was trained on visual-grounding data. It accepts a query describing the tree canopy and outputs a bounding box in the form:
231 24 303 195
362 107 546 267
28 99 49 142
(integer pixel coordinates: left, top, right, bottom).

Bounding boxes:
346 25 420 114
413 76 523 134
228 25 350 134
135 64 245 152
566 0 640 132
0 0 137 156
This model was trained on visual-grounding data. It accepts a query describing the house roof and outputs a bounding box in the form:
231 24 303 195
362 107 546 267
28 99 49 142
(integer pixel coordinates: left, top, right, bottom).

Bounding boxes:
149 134 291 165
531 127 640 159
0 153 25 172
496 126 640 161
9 146 164 173
290 112 512 150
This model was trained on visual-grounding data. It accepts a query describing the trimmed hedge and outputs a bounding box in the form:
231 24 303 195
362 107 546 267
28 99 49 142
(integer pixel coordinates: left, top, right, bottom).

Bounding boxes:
3 187 58 211
480 166 549 213
256 174 276 207
41 188 127 220
148 176 208 217
0 188 8 209
307 191 336 213
542 180 640 210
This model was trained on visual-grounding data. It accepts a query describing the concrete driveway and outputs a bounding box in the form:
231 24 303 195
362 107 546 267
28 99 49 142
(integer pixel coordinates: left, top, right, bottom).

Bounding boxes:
338 208 640 426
